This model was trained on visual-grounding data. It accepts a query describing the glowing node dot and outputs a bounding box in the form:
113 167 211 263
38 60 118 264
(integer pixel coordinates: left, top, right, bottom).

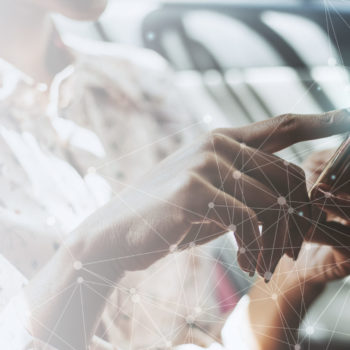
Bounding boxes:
317 86 321 91
271 293 278 301
194 306 202 314
208 202 215 209
233 170 242 180
46 216 56 227
288 207 294 214
298 211 304 217
229 224 237 232
37 83 48 92
240 143 246 149
278 196 287 205
239 247 246 254
324 192 332 198
264 271 272 282
132 294 140 303
331 174 336 180
147 32 156 41
306 326 314 335
294 345 301 350
328 57 337 66
186 315 195 325
73 261 82 270
169 244 178 253
88 167 96 174
203 114 213 124
77 277 84 284
305 243 311 251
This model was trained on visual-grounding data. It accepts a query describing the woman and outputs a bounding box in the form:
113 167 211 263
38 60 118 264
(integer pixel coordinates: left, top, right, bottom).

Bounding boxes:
0 0 219 347
0 0 350 349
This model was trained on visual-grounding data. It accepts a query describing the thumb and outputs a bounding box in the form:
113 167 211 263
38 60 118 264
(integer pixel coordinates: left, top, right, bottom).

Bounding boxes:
222 109 350 153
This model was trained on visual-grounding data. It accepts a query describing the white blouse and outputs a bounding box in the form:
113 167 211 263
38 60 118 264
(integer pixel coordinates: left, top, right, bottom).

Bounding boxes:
0 42 255 349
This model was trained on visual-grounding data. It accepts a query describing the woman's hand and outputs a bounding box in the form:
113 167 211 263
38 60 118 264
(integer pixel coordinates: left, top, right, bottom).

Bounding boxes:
77 110 350 280
26 110 350 350
247 148 350 350
304 147 350 223
248 238 350 350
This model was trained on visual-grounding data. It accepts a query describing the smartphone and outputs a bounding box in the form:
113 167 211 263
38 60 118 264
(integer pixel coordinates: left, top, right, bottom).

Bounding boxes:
310 135 350 198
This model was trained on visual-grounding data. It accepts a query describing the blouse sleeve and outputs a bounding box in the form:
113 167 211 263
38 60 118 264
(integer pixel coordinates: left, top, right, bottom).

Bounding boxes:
0 254 58 349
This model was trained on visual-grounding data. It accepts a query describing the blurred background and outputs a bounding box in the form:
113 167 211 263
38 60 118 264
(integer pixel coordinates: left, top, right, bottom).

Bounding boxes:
54 1 350 348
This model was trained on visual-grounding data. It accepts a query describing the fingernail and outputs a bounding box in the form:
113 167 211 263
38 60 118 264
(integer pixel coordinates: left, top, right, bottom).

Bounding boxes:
264 271 273 283
293 248 301 261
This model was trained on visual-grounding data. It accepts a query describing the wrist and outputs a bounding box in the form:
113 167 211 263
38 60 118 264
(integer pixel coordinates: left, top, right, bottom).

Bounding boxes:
65 228 125 283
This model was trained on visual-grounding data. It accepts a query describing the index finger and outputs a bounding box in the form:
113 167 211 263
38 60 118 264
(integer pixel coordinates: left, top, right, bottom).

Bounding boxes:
219 109 350 153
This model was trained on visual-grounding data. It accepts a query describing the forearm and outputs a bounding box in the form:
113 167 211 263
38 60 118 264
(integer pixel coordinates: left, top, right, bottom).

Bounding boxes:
248 277 325 350
24 234 124 350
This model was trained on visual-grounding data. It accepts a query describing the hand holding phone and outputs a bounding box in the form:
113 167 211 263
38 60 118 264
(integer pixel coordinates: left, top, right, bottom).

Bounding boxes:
310 136 350 223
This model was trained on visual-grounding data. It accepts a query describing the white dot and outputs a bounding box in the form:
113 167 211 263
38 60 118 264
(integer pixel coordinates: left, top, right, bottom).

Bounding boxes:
306 326 314 335
298 211 304 217
233 170 242 180
73 261 82 270
77 277 84 284
294 345 301 350
194 306 202 314
264 271 272 282
239 247 246 254
317 86 321 91
331 174 336 180
229 224 237 232
203 114 213 124
278 196 287 205
240 143 246 148
169 244 178 253
132 294 140 303
46 216 56 227
37 83 48 92
288 207 294 214
88 167 96 174
271 293 278 301
208 202 215 209
186 315 195 325
325 192 332 198
147 32 156 41
328 57 337 66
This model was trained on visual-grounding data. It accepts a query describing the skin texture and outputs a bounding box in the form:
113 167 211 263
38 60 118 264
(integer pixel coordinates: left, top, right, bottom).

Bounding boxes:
247 150 350 350
25 110 350 349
